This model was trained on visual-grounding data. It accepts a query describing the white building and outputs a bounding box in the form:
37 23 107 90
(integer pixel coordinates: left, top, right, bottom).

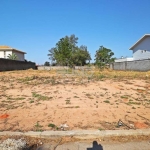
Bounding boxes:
115 57 134 62
129 34 150 60
0 45 26 61
115 34 150 62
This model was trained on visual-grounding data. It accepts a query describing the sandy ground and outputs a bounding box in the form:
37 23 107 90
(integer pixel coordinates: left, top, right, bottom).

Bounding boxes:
0 69 150 131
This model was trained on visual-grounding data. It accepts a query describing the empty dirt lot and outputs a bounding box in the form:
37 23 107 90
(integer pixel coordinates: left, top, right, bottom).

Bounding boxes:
0 69 150 131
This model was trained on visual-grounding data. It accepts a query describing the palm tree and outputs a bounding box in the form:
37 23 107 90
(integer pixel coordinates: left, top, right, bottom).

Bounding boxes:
7 53 18 60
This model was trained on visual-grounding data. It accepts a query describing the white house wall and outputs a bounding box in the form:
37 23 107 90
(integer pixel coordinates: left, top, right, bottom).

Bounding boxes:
6 51 12 58
13 51 25 61
132 37 150 60
0 51 3 58
0 50 12 58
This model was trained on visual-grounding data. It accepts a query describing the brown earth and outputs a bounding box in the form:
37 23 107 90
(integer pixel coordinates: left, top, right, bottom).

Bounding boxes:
0 69 150 131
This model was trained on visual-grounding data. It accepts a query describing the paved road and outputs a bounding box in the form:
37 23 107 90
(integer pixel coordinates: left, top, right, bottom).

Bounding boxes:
38 140 150 150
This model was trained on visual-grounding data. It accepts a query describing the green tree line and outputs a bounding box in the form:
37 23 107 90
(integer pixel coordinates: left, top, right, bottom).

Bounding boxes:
47 34 115 68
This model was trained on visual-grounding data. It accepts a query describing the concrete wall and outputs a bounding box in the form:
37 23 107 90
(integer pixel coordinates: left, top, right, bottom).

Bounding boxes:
132 37 150 60
111 59 150 71
38 66 95 70
0 58 35 71
38 66 69 70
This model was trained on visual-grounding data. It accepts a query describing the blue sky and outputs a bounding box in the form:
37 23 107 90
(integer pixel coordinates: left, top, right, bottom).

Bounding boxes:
0 0 150 64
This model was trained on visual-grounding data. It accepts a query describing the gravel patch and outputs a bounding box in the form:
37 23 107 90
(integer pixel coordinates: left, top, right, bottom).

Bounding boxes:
0 138 27 150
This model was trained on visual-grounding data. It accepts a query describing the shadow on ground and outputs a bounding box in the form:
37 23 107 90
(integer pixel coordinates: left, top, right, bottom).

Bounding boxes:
87 141 103 150
22 140 103 150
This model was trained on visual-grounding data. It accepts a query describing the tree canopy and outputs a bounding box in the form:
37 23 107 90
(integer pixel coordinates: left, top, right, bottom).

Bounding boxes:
44 61 50 66
7 53 18 60
95 46 115 69
48 34 91 67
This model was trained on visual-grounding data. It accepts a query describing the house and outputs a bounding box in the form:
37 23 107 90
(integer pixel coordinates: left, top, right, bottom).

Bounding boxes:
115 34 150 62
129 34 150 60
0 45 26 61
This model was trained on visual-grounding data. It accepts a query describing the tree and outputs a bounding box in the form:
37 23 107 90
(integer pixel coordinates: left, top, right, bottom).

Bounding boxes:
48 34 91 67
48 47 55 64
44 61 50 66
71 46 91 66
55 37 72 66
79 45 91 65
95 46 115 69
7 53 18 60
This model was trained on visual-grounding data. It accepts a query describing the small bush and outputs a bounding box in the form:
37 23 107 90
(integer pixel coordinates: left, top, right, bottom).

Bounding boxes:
48 123 56 128
103 100 110 103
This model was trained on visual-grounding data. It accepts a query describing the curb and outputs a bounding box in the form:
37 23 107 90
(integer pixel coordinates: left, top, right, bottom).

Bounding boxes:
0 129 150 139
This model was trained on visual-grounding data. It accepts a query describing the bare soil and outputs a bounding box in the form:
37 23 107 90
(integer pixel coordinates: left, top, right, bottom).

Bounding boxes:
0 69 150 131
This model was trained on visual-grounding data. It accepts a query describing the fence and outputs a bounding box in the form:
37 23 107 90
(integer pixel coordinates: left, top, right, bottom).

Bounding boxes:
38 66 95 70
0 58 36 71
111 59 150 71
